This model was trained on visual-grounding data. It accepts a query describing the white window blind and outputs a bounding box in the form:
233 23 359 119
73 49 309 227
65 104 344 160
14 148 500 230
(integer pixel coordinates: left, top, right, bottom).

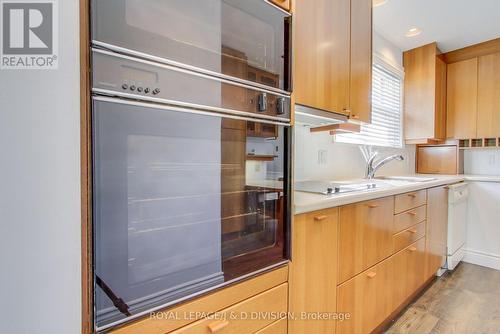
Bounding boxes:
336 56 403 148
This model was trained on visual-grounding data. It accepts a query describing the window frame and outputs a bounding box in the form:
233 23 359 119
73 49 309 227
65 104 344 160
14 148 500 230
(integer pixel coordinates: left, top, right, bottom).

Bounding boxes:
336 53 405 148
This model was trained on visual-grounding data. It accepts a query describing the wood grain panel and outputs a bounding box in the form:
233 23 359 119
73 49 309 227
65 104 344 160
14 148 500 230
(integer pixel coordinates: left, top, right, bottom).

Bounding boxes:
425 186 449 279
446 58 478 139
289 208 339 334
172 284 288 334
403 43 439 140
337 255 395 334
394 190 427 214
435 57 447 140
338 197 395 283
293 0 350 114
416 145 458 175
442 38 500 64
254 318 287 334
393 221 426 253
110 266 288 334
349 0 372 123
477 52 500 138
270 0 290 11
394 205 427 233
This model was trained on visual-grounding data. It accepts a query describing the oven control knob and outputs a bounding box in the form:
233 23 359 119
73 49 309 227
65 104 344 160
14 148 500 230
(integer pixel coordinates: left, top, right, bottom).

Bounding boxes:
144 88 150 94
122 84 128 90
258 93 267 112
130 85 136 91
137 87 143 93
153 88 161 95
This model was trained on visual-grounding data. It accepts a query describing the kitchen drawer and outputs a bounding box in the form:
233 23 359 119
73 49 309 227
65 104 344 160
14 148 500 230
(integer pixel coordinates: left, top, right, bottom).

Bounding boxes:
393 238 427 307
255 318 287 333
393 221 426 253
394 205 426 233
339 196 395 283
337 255 395 334
172 283 288 334
394 190 427 214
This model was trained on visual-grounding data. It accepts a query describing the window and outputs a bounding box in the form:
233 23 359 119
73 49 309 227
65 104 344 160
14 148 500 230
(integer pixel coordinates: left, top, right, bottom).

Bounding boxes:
336 55 404 148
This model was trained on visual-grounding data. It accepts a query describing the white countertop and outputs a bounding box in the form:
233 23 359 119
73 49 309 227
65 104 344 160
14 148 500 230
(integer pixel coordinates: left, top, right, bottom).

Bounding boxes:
294 175 465 214
462 175 500 182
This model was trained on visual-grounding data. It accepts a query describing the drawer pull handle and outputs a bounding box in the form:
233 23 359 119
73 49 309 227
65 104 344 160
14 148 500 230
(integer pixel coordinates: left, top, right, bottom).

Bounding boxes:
406 211 417 216
408 246 417 252
366 204 379 209
208 320 229 333
408 229 418 234
367 272 377 279
314 215 328 221
408 193 417 198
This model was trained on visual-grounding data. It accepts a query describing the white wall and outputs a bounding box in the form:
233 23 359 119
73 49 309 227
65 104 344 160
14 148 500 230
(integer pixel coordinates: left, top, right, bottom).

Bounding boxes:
464 149 500 175
464 181 500 270
294 31 415 181
0 1 81 333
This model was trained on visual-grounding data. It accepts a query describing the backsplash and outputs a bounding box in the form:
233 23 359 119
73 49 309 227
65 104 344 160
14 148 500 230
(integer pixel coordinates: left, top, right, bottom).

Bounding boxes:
294 125 416 181
463 149 500 175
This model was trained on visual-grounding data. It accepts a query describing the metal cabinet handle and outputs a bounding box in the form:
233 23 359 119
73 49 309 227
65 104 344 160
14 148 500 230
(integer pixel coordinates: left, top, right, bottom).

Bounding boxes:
208 320 229 333
367 272 377 279
408 229 418 234
406 211 417 216
408 246 417 252
408 193 417 198
314 215 328 222
367 204 379 209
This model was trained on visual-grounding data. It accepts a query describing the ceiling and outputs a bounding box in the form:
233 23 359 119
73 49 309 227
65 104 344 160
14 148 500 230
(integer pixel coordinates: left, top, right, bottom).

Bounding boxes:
374 0 500 52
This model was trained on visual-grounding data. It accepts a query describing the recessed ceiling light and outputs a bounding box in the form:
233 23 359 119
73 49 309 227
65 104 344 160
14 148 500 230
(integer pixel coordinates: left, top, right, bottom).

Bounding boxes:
373 0 388 7
405 27 422 37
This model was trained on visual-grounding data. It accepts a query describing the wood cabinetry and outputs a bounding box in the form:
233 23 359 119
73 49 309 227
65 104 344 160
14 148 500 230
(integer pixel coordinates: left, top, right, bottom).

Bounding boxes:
477 52 500 138
394 190 427 214
393 238 427 305
289 208 339 333
403 43 447 143
270 0 290 11
416 145 458 175
338 197 395 283
293 0 372 123
446 58 478 139
425 186 449 278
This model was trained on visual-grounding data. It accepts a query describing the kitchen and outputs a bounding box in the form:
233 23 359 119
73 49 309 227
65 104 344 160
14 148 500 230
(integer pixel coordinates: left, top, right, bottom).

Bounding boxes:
1 0 500 333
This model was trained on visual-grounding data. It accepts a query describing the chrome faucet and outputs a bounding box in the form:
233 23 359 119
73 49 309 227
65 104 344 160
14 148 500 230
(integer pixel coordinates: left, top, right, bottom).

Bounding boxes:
365 152 404 180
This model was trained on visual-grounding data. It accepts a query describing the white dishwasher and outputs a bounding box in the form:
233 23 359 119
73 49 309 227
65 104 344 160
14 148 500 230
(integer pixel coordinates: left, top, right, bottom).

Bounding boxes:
446 182 469 270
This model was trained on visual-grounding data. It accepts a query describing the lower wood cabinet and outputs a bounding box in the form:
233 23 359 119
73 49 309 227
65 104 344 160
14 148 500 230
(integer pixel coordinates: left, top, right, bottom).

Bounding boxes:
338 197 395 283
337 255 394 334
172 284 288 334
289 208 339 333
426 186 449 278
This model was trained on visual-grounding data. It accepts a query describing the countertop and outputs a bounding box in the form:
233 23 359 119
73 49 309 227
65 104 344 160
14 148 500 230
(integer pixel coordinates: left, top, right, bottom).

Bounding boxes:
294 175 467 215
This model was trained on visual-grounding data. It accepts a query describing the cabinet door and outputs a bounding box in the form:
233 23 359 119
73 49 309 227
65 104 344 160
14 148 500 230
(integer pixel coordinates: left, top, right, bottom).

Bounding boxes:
447 58 478 139
270 0 290 11
426 186 449 278
337 257 394 334
349 0 372 123
293 0 350 114
477 52 500 138
289 208 339 333
339 197 395 283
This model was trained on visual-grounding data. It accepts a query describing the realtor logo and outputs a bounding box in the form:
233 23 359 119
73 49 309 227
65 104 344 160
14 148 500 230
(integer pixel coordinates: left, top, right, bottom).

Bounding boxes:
1 0 58 69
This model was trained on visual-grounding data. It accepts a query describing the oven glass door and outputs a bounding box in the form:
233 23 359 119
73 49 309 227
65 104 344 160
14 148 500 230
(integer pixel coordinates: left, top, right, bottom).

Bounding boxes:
92 97 290 329
92 0 291 91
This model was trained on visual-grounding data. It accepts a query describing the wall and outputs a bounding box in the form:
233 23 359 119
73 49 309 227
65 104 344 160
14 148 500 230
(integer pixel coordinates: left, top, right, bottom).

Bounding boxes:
294 31 416 181
464 181 500 270
463 149 500 175
0 1 81 333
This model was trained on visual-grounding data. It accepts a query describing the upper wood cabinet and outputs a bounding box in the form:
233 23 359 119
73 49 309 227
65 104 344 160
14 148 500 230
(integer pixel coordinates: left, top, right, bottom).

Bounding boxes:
477 52 500 138
289 208 338 333
270 0 290 11
446 58 478 139
293 0 372 123
403 43 446 143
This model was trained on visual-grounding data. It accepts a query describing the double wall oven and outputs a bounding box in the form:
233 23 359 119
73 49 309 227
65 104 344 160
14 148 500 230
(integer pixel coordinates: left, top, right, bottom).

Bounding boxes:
90 0 292 331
